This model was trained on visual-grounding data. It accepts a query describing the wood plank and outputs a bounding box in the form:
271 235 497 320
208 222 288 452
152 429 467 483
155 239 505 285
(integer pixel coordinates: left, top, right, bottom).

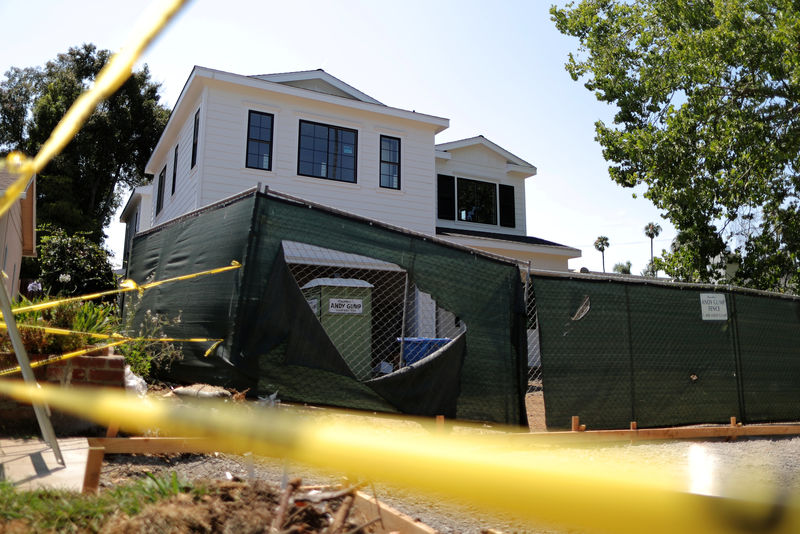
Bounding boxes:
81 447 105 493
503 424 800 445
353 490 438 534
87 437 219 454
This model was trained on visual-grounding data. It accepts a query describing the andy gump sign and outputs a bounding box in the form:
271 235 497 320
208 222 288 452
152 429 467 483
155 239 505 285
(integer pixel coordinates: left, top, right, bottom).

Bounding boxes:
328 298 364 314
700 293 728 321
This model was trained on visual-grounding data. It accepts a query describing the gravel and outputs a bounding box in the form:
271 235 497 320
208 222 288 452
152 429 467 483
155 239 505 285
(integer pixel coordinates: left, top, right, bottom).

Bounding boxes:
100 435 800 533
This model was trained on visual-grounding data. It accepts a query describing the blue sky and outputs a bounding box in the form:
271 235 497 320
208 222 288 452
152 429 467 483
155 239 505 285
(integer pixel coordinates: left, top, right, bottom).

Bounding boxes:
0 0 675 272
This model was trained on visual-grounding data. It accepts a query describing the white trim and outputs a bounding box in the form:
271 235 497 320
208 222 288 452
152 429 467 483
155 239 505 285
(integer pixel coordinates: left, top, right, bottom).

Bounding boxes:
436 135 537 174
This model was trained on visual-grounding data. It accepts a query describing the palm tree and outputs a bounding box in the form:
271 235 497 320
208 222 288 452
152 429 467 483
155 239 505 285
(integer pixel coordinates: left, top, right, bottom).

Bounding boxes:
594 236 610 272
644 222 662 264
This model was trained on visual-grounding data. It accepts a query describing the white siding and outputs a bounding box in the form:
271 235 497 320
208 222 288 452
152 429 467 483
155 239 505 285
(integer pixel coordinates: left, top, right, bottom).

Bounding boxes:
191 83 438 234
151 97 203 227
435 144 528 236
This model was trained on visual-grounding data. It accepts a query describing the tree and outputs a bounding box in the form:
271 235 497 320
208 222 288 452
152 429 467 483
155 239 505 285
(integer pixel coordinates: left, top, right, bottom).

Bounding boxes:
0 44 169 242
613 261 632 275
644 222 662 265
552 1 800 293
594 235 610 272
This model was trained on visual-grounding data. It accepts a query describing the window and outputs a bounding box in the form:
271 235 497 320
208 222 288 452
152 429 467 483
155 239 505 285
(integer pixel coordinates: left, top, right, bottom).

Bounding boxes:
498 184 516 228
246 111 274 170
379 135 400 189
436 175 516 228
437 174 455 220
298 120 357 183
155 165 166 215
458 177 497 225
191 109 200 168
171 145 178 195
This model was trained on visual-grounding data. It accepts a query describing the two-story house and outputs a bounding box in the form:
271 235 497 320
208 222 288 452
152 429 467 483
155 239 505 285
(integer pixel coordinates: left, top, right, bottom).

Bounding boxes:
121 67 579 271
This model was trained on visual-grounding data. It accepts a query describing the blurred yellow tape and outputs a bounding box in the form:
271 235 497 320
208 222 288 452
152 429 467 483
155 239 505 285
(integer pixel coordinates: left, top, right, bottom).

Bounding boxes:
0 381 797 534
9 261 241 316
0 0 189 220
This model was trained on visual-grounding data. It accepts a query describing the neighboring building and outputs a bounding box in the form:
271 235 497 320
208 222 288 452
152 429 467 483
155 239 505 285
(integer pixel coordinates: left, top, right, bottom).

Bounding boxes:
0 170 36 298
124 67 579 270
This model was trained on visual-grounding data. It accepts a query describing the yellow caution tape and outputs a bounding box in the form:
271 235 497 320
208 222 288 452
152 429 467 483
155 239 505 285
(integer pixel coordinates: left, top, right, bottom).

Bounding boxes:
9 261 241 316
0 0 189 220
0 380 797 534
0 322 223 376
0 340 131 377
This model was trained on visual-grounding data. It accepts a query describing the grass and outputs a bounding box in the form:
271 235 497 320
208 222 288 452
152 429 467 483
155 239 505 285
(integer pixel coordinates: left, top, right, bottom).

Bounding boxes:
0 473 203 533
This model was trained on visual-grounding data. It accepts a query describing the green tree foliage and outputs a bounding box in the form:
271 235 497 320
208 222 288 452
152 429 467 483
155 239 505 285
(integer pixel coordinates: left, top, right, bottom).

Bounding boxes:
552 1 800 293
0 44 169 242
37 226 115 296
594 235 610 272
613 260 632 274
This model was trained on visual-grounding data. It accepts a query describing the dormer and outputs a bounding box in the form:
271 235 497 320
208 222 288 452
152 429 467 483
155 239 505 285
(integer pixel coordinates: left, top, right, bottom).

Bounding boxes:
435 136 535 236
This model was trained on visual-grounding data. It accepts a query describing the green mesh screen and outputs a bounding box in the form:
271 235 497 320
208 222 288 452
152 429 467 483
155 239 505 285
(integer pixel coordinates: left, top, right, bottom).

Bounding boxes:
533 274 800 430
736 294 800 422
126 191 528 425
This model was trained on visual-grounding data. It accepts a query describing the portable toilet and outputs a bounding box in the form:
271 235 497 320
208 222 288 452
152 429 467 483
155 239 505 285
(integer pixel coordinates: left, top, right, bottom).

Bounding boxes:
302 278 373 380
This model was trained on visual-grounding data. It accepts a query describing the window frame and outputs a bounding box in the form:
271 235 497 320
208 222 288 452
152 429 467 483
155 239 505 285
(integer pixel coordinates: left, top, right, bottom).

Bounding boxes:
297 119 358 183
245 110 274 171
171 144 178 195
191 109 200 169
379 135 401 190
155 165 166 215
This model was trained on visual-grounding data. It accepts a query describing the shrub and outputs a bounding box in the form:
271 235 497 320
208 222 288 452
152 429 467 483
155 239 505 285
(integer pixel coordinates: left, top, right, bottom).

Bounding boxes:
37 226 116 297
117 293 182 379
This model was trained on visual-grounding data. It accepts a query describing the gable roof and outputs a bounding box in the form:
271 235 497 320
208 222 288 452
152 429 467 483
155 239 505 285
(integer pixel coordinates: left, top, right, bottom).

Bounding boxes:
250 69 384 105
145 66 448 174
436 135 537 175
0 169 32 198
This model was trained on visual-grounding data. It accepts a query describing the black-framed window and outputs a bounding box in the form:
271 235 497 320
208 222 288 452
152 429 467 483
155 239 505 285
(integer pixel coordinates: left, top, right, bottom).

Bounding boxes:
171 144 178 195
191 109 200 168
155 165 166 215
246 110 274 170
437 175 516 228
458 177 497 225
379 135 400 189
298 120 357 183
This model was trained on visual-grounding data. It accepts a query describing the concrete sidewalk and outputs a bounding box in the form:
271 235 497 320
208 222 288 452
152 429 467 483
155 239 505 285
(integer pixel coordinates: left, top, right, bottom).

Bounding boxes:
0 437 89 491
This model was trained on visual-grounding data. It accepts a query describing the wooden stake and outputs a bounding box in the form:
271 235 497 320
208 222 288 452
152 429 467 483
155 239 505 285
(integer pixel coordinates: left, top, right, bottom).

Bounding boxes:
571 416 580 432
435 415 445 433
630 421 638 430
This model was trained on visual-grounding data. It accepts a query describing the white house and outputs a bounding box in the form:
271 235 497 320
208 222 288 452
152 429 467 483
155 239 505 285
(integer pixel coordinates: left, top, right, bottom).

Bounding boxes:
122 67 580 270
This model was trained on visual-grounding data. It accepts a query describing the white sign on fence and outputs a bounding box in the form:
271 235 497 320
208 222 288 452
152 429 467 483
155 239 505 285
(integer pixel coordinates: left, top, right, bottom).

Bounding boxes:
328 298 363 314
700 293 728 321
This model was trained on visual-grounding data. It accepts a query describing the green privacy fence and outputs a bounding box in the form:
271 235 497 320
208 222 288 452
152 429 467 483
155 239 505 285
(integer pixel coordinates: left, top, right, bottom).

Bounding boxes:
531 272 800 430
125 188 528 426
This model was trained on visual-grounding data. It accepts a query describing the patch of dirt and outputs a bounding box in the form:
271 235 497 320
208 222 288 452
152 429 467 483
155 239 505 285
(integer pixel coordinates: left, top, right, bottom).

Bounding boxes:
102 479 378 534
525 390 546 432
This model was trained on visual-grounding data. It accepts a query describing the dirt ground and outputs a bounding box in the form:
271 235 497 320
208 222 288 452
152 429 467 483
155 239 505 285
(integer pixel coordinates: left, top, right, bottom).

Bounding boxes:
101 478 379 534
525 390 546 432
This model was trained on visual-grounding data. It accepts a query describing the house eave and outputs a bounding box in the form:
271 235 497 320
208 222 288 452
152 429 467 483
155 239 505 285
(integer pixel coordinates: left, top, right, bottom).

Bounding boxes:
147 66 450 174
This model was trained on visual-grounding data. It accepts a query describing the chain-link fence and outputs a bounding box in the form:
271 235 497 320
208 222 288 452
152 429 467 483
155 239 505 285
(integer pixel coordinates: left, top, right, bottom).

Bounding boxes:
283 241 466 381
521 265 542 395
